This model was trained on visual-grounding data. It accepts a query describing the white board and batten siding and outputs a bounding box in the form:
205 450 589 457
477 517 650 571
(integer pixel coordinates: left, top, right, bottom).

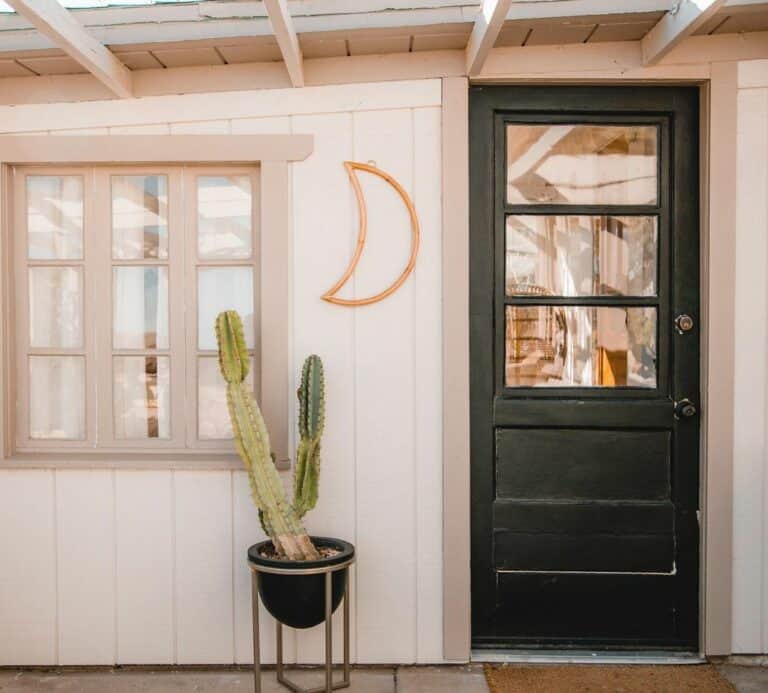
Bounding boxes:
732 59 768 655
0 79 443 665
4 63 768 663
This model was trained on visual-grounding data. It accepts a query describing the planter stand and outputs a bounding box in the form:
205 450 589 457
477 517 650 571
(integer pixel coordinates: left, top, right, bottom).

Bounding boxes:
249 555 355 693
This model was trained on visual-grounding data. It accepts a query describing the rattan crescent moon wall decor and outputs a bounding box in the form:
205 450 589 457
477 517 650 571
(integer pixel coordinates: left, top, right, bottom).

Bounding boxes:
321 161 420 307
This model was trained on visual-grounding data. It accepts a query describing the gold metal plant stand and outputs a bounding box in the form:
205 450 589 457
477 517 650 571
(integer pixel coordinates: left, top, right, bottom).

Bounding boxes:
250 556 355 693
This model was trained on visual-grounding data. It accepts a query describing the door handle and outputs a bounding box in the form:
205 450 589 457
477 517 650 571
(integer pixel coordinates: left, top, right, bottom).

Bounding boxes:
674 399 697 420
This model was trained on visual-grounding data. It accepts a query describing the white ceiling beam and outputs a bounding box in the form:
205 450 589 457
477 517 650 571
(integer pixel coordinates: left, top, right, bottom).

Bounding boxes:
263 0 304 87
466 0 513 76
642 0 728 65
4 0 132 98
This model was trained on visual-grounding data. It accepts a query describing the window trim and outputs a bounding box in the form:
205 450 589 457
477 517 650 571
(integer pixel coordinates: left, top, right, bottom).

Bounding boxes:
0 134 313 469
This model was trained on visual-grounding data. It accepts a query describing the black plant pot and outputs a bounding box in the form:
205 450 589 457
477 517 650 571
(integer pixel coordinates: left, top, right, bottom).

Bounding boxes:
247 536 354 630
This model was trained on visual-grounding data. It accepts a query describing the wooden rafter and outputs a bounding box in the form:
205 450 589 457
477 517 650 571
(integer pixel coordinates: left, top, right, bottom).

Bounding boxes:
5 0 132 98
466 0 513 76
642 0 728 65
263 0 304 87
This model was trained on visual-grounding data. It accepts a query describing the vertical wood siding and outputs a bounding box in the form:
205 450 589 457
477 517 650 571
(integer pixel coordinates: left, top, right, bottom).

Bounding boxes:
0 80 443 664
732 60 768 654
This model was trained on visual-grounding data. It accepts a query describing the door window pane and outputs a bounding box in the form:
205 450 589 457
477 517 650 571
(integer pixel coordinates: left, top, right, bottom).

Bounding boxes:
198 356 254 440
505 306 657 388
506 125 658 205
197 267 254 350
27 176 83 259
112 175 169 259
113 267 169 349
197 176 252 259
30 356 85 439
113 356 170 439
506 215 657 297
29 267 83 348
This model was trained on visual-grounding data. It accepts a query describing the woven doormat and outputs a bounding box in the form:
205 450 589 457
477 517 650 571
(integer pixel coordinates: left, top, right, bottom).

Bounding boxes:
484 663 735 693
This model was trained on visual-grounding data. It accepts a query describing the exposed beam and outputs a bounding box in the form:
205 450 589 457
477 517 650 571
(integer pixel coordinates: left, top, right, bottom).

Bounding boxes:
466 0 513 76
642 0 728 65
263 0 304 87
4 0 132 98
0 0 762 53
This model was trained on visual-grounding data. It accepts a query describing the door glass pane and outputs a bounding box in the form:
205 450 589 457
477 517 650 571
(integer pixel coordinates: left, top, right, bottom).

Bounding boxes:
29 356 85 439
197 175 252 259
29 267 83 348
506 125 658 205
113 356 170 439
198 356 254 440
27 176 84 259
113 267 169 349
505 306 656 388
197 267 254 350
112 175 169 260
506 215 657 297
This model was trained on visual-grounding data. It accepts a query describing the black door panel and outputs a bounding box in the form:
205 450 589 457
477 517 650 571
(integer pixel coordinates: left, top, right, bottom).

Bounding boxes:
470 86 700 650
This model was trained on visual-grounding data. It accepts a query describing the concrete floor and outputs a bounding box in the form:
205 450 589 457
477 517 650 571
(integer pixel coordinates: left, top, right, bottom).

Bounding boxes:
0 663 765 692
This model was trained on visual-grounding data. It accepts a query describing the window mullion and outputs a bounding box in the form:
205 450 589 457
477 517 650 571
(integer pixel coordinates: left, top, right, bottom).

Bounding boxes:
92 168 114 447
182 166 199 449
168 167 187 449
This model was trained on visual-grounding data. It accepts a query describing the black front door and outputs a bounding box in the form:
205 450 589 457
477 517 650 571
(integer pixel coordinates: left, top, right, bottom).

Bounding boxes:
470 86 700 651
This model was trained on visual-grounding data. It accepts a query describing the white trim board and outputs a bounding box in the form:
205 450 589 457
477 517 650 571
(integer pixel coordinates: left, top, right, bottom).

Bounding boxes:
1 33 767 109
0 79 443 134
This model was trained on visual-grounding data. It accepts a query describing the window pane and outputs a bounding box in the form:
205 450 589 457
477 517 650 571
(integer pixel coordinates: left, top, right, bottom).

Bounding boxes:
27 176 83 259
506 125 658 205
505 306 657 388
29 267 83 348
29 356 85 439
113 267 169 350
506 216 657 297
197 175 253 259
113 356 170 439
112 175 169 259
198 356 254 440
197 267 254 350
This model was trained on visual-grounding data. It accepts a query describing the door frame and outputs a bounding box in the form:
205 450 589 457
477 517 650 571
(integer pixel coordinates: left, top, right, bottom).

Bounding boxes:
440 66 739 660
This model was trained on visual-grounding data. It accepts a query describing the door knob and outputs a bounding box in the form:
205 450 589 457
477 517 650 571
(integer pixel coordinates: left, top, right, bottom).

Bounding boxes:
675 314 695 334
674 399 697 419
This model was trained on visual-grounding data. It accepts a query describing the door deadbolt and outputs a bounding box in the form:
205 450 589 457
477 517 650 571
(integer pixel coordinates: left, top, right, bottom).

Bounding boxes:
675 314 694 334
674 399 697 419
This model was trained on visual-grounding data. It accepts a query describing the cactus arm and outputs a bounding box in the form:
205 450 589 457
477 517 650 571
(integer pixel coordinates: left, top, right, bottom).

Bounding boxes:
293 355 325 518
217 311 319 561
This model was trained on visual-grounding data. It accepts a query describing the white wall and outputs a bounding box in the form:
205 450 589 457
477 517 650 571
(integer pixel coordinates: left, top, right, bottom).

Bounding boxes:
732 59 768 655
2 63 768 663
0 79 444 665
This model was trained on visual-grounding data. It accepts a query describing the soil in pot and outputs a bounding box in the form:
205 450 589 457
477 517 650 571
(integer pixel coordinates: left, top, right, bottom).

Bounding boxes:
248 536 354 630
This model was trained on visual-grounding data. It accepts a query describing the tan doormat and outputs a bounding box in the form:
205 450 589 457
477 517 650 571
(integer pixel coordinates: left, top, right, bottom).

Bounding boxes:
484 663 736 693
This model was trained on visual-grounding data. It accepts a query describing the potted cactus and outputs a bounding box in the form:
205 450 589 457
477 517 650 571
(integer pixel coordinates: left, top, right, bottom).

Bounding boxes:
216 310 354 629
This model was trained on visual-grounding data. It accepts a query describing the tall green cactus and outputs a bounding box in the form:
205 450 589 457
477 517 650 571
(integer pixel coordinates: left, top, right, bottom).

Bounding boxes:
293 355 325 518
216 310 319 561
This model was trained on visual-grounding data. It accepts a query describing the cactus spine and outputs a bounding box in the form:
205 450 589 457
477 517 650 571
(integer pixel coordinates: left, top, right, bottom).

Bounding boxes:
216 310 319 561
293 355 325 518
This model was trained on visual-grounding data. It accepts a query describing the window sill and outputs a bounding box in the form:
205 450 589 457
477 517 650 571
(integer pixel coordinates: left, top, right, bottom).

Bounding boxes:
1 452 291 471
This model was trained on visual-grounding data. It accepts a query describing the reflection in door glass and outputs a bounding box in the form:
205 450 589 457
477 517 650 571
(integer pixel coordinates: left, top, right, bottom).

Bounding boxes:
506 215 657 297
505 306 656 388
506 125 658 205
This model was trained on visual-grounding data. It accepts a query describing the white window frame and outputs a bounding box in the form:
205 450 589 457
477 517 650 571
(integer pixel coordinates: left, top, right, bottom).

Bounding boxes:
0 134 313 469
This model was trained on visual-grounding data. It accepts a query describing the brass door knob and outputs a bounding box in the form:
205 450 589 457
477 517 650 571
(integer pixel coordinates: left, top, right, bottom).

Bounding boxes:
675 314 694 334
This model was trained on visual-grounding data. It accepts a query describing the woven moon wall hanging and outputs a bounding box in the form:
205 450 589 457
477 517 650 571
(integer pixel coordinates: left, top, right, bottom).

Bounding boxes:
321 161 420 307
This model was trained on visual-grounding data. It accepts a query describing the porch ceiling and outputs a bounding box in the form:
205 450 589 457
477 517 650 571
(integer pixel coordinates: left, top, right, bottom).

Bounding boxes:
0 1 766 87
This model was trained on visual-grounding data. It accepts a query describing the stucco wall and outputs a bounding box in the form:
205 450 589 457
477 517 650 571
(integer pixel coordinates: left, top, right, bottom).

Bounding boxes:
732 59 768 655
0 79 444 665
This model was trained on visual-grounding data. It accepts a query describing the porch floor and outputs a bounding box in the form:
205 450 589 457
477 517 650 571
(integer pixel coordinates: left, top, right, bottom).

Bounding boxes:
0 663 764 692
